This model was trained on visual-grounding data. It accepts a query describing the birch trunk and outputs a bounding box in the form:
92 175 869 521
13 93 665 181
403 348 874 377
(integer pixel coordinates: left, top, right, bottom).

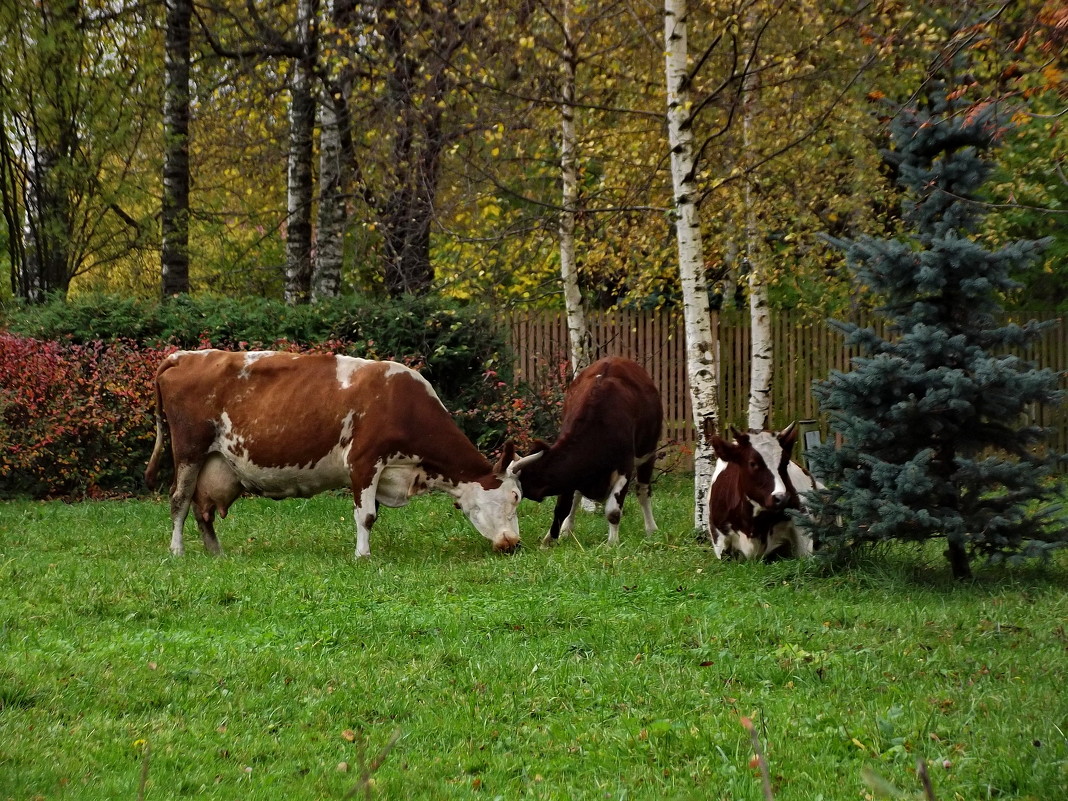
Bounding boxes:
312 0 354 303
161 0 192 297
284 0 318 306
664 0 719 530
559 0 592 373
313 83 348 302
743 13 772 431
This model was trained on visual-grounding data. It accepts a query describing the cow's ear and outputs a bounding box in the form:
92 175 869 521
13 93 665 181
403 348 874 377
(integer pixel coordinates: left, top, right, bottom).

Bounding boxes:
493 441 517 474
711 435 736 461
727 426 754 447
531 439 551 454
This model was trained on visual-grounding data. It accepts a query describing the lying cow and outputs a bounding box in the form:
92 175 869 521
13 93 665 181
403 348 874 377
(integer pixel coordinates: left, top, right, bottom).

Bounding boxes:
706 422 817 560
144 350 524 557
510 357 663 546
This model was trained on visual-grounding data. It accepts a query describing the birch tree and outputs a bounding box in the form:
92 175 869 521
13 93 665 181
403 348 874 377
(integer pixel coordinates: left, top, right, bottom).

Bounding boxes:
283 0 319 305
311 0 357 303
741 8 771 431
558 0 592 373
663 0 719 530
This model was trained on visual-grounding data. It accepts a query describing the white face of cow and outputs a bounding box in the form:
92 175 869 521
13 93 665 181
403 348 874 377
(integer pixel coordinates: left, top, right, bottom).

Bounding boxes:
746 431 791 509
456 475 523 552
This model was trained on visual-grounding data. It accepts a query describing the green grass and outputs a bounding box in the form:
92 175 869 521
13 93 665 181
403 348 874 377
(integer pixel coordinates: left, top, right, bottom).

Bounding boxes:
1 475 1066 800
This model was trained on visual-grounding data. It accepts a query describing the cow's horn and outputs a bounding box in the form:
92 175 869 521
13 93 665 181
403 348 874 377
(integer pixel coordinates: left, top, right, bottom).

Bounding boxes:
779 420 797 438
507 451 544 475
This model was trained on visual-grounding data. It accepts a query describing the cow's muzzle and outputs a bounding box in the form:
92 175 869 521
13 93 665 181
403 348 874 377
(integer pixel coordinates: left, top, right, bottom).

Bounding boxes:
493 533 522 554
769 491 791 510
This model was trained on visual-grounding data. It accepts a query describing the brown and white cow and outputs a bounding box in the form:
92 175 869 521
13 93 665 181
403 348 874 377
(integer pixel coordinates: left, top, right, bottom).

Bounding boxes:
144 350 524 557
510 357 663 546
706 423 817 560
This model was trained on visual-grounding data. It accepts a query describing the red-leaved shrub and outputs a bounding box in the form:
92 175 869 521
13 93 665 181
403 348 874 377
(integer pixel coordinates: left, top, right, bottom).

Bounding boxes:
0 334 175 498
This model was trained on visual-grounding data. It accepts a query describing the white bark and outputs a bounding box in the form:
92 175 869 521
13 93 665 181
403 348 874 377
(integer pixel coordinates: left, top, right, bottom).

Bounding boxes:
747 254 773 430
313 85 346 302
664 0 719 530
560 0 592 374
284 0 318 305
312 0 353 303
743 11 772 431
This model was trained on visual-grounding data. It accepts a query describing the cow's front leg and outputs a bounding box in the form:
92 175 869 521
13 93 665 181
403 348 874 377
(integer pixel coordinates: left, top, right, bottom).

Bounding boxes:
351 465 382 558
708 522 736 560
168 463 201 556
542 492 579 547
603 473 630 545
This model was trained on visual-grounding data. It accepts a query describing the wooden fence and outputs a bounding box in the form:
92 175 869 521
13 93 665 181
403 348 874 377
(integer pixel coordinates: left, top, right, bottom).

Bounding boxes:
505 309 1068 455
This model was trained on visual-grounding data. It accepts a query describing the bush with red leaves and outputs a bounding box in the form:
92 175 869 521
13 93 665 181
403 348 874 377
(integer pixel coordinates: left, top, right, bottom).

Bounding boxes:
0 335 175 499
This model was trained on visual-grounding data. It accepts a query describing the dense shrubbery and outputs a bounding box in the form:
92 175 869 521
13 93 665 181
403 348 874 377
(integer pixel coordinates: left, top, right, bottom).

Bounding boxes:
1 294 563 499
0 334 174 497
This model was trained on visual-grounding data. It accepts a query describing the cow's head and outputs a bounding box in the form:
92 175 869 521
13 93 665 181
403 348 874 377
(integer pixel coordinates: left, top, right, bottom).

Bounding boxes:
712 423 799 512
456 441 524 553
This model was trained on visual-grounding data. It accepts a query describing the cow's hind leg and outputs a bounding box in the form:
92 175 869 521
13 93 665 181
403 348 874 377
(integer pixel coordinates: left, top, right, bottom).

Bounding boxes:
634 455 658 534
542 492 580 548
603 473 630 545
195 509 223 556
169 463 201 556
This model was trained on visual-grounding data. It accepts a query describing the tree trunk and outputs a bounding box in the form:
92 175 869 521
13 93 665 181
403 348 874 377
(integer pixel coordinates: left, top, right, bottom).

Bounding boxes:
559 0 592 374
24 146 74 301
379 8 439 297
382 181 435 295
284 0 318 306
161 0 192 297
747 256 773 430
313 82 348 302
312 0 355 303
664 0 720 531
946 539 973 580
743 12 772 432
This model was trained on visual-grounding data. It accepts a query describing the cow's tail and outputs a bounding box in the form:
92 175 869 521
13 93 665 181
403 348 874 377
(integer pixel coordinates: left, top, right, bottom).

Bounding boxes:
144 360 172 491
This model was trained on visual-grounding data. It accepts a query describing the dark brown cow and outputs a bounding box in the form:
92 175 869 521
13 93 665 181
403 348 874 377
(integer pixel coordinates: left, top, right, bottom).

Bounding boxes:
510 357 663 546
145 350 523 557
706 423 816 560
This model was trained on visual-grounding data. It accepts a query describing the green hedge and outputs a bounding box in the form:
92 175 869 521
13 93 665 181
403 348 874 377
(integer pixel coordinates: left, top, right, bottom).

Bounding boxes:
3 293 512 426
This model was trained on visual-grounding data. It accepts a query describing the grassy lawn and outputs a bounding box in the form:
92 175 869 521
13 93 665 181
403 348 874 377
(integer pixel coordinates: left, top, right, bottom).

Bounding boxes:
1 474 1066 800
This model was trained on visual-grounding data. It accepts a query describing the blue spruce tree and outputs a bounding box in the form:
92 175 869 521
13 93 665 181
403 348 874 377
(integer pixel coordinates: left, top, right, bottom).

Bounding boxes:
802 77 1065 579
